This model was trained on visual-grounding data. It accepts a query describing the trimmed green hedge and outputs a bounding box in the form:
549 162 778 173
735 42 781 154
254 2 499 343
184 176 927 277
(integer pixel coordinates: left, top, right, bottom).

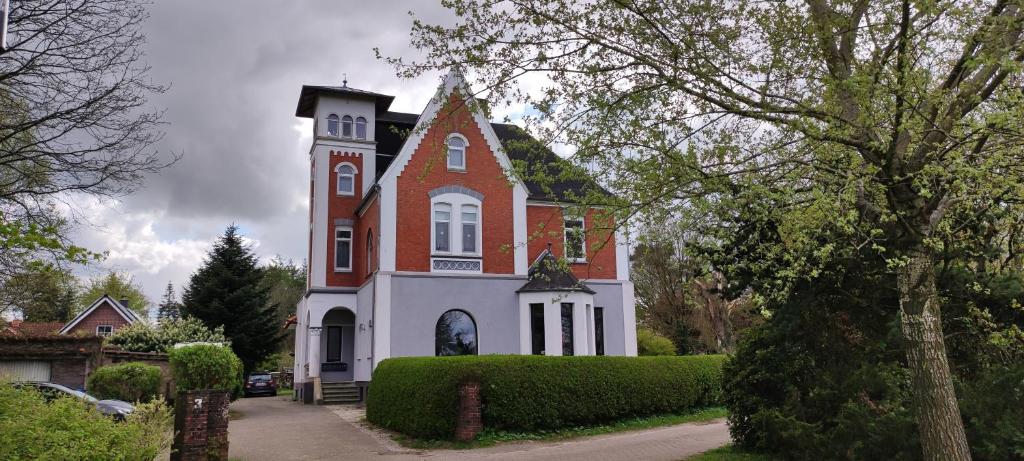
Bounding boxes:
87 362 162 403
168 344 243 394
366 354 726 439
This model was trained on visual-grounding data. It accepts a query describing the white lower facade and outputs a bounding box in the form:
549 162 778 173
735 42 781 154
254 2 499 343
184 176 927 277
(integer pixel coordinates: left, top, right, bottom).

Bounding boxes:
293 272 636 404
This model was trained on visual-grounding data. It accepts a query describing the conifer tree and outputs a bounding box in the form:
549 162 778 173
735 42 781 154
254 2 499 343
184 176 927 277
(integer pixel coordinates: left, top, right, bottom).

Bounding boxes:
182 225 283 373
157 282 181 322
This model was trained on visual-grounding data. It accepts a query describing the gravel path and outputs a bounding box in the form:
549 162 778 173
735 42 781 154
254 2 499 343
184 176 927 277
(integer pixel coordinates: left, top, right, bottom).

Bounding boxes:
227 396 730 460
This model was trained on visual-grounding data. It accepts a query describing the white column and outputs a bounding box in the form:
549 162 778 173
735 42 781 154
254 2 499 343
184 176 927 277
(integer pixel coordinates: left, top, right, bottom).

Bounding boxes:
372 274 392 367
512 185 528 275
573 302 589 356
586 304 596 356
622 282 638 356
307 327 322 379
544 301 563 356
518 301 531 355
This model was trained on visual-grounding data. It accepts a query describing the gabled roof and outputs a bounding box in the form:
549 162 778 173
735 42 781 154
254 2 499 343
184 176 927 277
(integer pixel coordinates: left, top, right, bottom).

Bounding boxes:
373 112 610 202
295 85 395 117
58 295 142 335
517 248 595 294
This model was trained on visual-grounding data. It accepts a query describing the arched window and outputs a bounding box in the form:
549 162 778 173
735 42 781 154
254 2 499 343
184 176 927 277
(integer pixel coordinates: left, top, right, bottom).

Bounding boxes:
341 115 353 138
326 114 340 137
435 309 478 356
366 229 374 274
355 117 367 140
336 163 356 196
433 203 451 252
447 135 466 170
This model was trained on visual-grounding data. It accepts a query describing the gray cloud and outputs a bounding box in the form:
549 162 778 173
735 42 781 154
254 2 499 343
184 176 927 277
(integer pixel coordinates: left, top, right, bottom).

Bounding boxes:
71 0 457 308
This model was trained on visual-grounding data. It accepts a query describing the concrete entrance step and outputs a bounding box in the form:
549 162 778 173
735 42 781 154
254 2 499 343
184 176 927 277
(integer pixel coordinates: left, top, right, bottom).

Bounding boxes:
320 381 361 404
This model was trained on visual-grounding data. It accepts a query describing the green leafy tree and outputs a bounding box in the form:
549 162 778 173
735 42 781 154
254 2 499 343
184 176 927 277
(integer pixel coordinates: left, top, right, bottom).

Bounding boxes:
182 226 284 373
636 328 677 356
80 271 149 318
156 282 181 322
260 257 305 369
106 317 228 353
393 1 1024 457
0 264 79 322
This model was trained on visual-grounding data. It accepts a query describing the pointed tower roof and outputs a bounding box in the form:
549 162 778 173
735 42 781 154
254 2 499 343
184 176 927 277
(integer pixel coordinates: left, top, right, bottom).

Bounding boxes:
517 246 595 294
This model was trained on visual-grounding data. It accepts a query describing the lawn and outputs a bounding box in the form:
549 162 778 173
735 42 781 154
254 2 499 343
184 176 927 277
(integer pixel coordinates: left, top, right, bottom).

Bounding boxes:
684 445 780 461
392 407 728 449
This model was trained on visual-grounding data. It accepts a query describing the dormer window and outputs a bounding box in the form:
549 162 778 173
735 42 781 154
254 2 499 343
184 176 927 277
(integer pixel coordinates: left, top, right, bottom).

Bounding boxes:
326 114 340 137
336 163 357 196
342 115 353 138
355 117 367 140
447 135 466 171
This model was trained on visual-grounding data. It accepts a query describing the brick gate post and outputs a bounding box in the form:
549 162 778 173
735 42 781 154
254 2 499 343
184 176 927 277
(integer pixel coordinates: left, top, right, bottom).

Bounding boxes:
455 381 482 442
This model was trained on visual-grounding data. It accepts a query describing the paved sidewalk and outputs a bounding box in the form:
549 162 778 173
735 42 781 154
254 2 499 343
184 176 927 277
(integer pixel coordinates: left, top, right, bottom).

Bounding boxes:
227 396 730 460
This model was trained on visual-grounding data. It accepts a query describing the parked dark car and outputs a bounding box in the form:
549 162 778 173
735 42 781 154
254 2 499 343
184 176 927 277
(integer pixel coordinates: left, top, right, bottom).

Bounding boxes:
243 372 277 397
15 382 135 420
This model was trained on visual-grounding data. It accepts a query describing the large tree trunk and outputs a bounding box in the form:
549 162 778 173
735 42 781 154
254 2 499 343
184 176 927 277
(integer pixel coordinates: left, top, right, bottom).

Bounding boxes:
897 249 972 461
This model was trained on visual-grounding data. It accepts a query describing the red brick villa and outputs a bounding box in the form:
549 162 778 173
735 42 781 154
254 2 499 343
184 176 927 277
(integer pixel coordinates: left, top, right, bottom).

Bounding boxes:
292 70 637 404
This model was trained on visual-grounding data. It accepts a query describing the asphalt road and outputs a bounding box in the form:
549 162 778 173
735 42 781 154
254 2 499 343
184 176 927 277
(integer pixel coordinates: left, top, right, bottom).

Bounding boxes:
227 396 730 461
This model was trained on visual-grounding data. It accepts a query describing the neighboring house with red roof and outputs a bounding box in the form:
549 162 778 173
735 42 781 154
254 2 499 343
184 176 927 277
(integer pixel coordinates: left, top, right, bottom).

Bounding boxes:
58 295 141 337
0 295 142 389
1 320 64 337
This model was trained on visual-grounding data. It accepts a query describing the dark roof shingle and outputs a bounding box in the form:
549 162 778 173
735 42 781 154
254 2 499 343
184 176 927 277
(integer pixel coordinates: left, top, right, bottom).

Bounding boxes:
373 112 608 201
517 248 596 294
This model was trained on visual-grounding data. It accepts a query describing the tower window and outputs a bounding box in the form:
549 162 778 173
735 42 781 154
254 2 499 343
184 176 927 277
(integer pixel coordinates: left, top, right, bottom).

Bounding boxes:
326 114 339 137
342 115 353 138
336 163 357 196
355 117 367 140
335 227 352 272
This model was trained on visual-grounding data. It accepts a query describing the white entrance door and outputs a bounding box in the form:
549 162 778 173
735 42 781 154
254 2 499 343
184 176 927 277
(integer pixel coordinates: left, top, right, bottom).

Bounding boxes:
0 360 51 382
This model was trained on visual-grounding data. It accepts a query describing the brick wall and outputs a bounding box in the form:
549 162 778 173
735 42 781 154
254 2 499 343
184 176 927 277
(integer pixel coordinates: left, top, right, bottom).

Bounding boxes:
65 301 131 336
325 153 366 287
526 205 618 280
171 390 230 461
50 358 90 389
395 91 516 274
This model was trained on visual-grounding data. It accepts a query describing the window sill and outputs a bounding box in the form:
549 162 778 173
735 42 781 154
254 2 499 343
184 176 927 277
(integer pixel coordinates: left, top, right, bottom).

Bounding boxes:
333 268 353 273
569 259 588 264
431 253 482 260
446 168 467 173
336 192 356 197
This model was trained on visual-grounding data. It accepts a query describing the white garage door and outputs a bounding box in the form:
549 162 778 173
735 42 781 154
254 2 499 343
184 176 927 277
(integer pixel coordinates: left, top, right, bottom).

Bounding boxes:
0 361 51 382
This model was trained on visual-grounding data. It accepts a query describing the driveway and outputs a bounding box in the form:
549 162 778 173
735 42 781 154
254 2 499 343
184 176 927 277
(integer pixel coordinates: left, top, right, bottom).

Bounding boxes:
227 396 730 461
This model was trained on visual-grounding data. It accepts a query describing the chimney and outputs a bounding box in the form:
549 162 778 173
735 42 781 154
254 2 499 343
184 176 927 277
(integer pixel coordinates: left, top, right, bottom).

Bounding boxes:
119 298 130 309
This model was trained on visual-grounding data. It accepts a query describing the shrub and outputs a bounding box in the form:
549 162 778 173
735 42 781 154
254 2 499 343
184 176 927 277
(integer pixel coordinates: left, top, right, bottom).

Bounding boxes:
637 328 677 356
366 354 725 440
960 364 1024 460
168 344 243 394
87 362 162 403
0 382 172 460
107 317 228 353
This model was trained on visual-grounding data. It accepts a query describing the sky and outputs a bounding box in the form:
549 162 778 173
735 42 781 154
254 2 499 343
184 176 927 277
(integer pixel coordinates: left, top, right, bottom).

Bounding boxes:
69 1 465 310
